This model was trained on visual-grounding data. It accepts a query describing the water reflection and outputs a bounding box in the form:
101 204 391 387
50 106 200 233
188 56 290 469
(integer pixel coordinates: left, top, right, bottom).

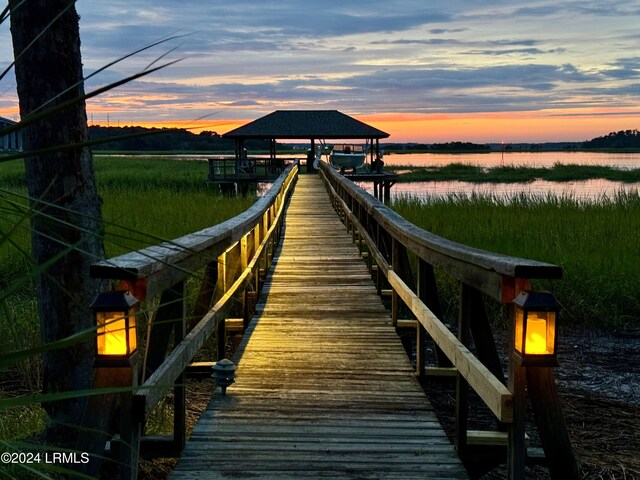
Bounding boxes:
391 179 640 200
356 178 640 201
383 151 640 169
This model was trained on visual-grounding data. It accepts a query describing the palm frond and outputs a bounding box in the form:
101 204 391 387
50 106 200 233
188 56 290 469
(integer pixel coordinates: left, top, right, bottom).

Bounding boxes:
0 0 75 83
32 32 193 116
0 57 183 146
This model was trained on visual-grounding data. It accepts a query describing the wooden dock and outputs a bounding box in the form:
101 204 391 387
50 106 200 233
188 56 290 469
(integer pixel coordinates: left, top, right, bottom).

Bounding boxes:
169 175 467 479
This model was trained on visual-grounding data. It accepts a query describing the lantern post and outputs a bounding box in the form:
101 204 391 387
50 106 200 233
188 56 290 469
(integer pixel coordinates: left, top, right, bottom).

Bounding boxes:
89 290 142 479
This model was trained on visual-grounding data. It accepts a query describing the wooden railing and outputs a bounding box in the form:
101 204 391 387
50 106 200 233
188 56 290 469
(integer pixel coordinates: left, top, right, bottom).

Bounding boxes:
88 162 298 479
318 161 579 480
206 156 296 182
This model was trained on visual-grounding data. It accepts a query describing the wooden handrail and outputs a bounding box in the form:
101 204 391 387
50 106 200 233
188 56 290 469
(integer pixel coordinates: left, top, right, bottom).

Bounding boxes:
319 162 561 302
321 165 512 421
318 161 577 479
89 162 299 477
91 162 299 299
388 270 513 422
134 198 285 415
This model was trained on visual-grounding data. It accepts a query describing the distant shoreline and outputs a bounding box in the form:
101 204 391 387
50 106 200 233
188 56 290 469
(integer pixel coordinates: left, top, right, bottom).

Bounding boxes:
81 147 640 156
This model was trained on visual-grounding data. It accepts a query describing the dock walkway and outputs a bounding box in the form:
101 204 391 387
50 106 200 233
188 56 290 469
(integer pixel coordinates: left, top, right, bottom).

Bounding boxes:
169 175 468 479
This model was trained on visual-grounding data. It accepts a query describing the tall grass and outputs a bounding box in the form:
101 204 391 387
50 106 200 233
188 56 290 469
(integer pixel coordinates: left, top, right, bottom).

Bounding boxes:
0 155 255 443
1 156 254 280
392 191 640 330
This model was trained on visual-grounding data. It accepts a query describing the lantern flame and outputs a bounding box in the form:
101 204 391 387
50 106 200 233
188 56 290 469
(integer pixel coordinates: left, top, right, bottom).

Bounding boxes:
525 316 549 354
97 311 135 356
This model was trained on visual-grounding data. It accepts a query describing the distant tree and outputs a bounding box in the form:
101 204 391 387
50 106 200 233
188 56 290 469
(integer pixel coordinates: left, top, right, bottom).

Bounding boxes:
9 0 105 445
583 129 640 149
430 141 490 152
88 125 289 152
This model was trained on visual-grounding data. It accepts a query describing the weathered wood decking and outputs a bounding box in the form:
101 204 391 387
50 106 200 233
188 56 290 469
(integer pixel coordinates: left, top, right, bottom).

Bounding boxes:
169 176 468 479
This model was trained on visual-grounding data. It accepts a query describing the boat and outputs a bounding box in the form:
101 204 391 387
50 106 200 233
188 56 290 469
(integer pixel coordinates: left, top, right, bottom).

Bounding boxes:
329 144 365 172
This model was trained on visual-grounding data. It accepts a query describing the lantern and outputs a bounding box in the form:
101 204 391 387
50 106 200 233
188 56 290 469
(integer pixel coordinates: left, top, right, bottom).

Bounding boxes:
513 290 559 367
90 290 139 364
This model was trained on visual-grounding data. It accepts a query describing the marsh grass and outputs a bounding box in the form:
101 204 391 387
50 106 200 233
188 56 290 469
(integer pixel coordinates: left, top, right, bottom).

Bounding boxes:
388 162 640 184
1 155 254 279
0 155 255 444
392 190 640 329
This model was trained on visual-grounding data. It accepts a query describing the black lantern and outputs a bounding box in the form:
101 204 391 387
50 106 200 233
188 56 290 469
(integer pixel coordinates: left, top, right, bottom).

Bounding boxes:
513 290 559 367
90 290 139 365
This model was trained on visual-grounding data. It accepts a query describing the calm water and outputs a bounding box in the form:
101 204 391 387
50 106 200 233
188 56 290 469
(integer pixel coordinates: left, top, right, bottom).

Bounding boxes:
383 151 640 168
390 178 638 200
118 151 640 200
379 151 640 200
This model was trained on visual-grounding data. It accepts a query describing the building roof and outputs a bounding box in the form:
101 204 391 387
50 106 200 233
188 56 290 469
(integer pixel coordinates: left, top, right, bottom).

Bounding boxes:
223 110 389 140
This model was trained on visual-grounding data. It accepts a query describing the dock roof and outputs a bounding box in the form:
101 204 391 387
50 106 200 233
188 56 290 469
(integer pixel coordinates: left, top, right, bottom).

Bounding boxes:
223 110 389 140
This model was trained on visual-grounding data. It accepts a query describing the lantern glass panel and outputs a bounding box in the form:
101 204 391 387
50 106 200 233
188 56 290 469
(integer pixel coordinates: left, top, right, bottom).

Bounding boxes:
97 310 129 356
525 311 553 354
515 308 556 356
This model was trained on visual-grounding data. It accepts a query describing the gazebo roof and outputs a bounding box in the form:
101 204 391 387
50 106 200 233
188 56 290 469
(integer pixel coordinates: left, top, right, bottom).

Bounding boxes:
223 110 389 140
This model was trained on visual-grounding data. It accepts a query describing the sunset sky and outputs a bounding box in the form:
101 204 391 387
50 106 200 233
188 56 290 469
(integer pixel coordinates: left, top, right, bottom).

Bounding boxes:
1 1 639 143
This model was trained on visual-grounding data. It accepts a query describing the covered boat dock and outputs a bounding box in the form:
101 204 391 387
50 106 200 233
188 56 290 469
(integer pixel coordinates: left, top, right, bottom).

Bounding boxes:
214 110 397 200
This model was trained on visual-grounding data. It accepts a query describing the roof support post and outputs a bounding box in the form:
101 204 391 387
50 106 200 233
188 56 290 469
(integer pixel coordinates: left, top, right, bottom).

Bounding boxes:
234 139 244 160
309 138 316 174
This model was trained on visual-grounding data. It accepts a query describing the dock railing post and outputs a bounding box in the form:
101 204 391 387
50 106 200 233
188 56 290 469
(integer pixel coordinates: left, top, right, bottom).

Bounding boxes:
507 280 528 480
455 283 472 459
527 367 580 479
507 284 578 480
391 238 399 327
508 356 527 480
415 258 428 378
172 281 187 453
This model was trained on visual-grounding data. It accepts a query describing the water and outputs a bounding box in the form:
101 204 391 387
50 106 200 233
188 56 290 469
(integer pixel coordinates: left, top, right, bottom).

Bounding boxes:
392 178 638 200
380 151 640 200
109 151 640 200
383 151 640 168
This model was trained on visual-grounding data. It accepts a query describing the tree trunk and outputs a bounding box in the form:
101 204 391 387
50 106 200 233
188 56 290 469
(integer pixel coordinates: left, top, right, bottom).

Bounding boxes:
9 0 105 444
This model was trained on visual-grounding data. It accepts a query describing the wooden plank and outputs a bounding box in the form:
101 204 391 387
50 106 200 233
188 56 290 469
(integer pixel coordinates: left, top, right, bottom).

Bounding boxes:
134 172 294 416
425 367 458 377
467 430 530 447
169 175 467 480
388 270 513 423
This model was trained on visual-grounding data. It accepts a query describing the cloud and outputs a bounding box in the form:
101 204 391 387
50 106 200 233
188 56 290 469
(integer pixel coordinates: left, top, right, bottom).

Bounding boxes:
370 38 463 46
429 28 468 34
1 0 638 139
512 6 564 16
87 60 609 121
600 57 640 80
467 48 554 56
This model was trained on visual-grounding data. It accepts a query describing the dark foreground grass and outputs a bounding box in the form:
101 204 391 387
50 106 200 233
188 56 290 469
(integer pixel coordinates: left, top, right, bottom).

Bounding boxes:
388 162 640 183
392 191 640 330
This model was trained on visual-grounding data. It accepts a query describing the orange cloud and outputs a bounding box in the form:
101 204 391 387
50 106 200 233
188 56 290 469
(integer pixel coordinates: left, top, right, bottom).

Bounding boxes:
356 110 640 143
